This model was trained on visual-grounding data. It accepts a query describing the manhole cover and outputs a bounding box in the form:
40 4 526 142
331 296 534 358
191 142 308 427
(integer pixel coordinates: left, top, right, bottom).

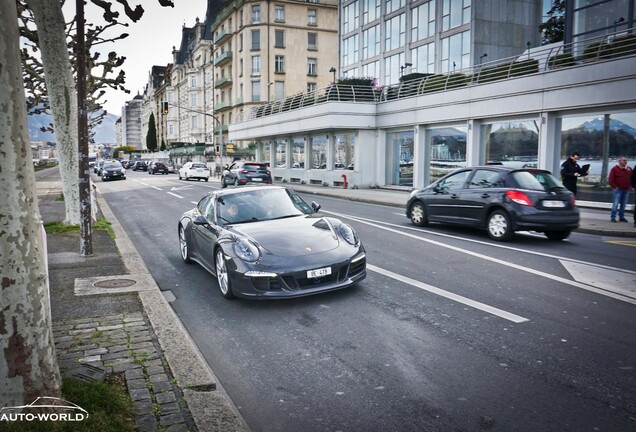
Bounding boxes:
93 279 137 289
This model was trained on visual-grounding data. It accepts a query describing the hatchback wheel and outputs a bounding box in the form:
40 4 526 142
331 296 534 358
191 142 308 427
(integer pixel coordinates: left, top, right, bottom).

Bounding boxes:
545 230 571 241
179 226 192 263
215 249 235 299
409 202 428 227
487 210 513 241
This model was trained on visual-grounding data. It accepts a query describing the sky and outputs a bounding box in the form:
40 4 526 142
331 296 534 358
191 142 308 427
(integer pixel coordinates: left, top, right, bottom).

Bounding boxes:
65 0 208 116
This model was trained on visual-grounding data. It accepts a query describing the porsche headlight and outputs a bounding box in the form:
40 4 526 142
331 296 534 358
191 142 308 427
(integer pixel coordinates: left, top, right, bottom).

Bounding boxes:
337 224 359 246
232 238 260 262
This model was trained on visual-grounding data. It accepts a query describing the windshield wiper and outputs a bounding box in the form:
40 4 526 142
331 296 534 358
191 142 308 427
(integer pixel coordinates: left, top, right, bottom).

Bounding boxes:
270 214 302 221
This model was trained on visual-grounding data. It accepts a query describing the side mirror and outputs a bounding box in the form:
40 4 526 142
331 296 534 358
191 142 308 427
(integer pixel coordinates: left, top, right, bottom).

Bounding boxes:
311 201 321 213
193 215 209 226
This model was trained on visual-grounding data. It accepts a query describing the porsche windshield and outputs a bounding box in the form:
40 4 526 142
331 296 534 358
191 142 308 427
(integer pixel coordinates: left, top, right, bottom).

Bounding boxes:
217 188 313 224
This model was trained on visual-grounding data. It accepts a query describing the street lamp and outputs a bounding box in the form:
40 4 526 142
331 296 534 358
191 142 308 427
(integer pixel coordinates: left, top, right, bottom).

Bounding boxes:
479 53 488 64
613 17 625 33
267 81 274 103
329 67 336 83
400 62 412 78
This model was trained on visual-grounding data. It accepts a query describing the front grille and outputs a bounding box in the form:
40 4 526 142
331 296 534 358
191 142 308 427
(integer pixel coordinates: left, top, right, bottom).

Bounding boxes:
349 257 366 277
251 276 283 291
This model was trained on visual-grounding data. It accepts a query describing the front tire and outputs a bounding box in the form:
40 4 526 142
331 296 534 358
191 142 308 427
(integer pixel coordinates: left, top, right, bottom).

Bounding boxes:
179 226 193 263
215 249 235 299
487 210 513 241
545 230 571 241
409 202 428 227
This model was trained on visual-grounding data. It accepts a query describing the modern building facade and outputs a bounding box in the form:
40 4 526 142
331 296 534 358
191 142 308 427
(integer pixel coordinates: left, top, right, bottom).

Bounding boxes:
120 95 143 149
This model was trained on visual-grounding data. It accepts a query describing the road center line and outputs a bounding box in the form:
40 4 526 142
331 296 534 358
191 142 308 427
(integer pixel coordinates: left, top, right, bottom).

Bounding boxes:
151 186 162 191
324 211 636 305
368 264 529 323
167 192 183 199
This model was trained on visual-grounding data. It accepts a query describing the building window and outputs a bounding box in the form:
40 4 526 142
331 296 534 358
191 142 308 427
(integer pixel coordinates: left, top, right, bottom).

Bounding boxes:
251 56 261 75
385 0 405 15
307 58 317 76
275 5 285 22
308 9 317 25
441 30 470 73
413 42 435 74
275 30 285 48
189 74 197 87
384 52 405 85
362 25 380 58
363 0 381 24
190 93 197 108
191 115 198 129
342 34 359 67
274 81 285 100
307 82 317 93
275 55 285 73
361 61 379 82
342 2 359 34
291 137 305 169
310 135 327 169
251 81 261 102
412 2 435 42
276 138 287 167
239 34 243 51
442 0 471 31
239 59 243 76
385 13 405 51
308 32 317 50
168 124 174 135
251 29 260 50
334 132 356 170
251 5 260 23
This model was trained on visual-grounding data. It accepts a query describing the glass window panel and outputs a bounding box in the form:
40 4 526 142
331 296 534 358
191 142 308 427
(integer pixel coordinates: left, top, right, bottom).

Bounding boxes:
429 126 467 184
334 133 356 170
483 121 540 168
291 137 305 169
310 135 328 169
276 138 287 167
386 130 414 186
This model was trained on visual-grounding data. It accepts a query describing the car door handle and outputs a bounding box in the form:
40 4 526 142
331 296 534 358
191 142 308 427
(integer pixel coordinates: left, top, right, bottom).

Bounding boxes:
450 194 459 199
481 193 490 198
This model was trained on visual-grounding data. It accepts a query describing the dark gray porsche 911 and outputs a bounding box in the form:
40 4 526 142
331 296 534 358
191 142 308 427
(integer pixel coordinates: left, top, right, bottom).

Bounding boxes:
178 186 366 299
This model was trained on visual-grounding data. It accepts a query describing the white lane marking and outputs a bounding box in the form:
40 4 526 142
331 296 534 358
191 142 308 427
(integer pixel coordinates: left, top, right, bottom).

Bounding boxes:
167 192 183 199
368 264 529 323
171 186 193 191
561 261 636 298
325 210 636 305
190 201 198 205
139 181 149 186
151 186 162 191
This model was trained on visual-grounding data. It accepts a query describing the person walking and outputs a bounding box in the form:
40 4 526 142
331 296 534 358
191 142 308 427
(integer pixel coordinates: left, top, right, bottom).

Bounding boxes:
608 156 633 223
631 163 636 227
560 151 587 196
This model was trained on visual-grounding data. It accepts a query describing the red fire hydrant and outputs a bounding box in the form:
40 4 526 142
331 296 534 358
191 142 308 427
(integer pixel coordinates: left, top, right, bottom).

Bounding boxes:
341 174 348 189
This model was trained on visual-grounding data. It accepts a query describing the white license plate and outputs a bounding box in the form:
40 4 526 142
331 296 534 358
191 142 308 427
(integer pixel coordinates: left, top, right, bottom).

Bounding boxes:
307 267 331 279
196 169 203 172
251 177 262 182
543 200 565 208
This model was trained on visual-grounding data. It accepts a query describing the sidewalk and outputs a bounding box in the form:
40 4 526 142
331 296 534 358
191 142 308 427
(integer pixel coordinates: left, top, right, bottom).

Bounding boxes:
37 169 635 430
37 168 245 432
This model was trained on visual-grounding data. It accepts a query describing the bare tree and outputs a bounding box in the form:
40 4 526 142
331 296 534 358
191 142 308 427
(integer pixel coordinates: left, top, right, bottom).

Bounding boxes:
0 0 62 405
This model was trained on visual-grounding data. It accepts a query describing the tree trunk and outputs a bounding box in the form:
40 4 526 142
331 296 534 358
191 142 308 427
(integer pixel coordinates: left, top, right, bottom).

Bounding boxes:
0 1 61 406
29 0 80 225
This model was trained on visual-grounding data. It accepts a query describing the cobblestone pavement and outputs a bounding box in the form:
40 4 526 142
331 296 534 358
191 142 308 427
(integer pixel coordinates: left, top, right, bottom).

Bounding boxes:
53 312 196 432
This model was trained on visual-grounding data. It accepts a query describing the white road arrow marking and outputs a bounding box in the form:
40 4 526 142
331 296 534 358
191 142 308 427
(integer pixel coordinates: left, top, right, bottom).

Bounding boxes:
560 261 636 299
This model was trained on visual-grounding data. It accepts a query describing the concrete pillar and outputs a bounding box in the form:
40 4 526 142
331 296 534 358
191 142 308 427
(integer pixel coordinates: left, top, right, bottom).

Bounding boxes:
466 119 481 167
413 125 427 189
538 112 562 174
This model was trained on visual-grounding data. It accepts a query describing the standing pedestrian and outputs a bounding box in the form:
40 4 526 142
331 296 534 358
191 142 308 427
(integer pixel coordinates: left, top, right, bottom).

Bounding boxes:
608 156 633 223
631 163 636 227
560 151 587 196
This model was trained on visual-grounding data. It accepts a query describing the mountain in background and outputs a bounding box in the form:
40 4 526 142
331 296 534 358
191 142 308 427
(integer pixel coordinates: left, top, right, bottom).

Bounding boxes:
28 111 118 144
565 117 636 137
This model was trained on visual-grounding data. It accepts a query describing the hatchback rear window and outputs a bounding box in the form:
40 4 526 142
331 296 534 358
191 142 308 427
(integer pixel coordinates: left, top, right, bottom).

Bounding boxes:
192 164 207 168
243 164 266 171
511 170 563 192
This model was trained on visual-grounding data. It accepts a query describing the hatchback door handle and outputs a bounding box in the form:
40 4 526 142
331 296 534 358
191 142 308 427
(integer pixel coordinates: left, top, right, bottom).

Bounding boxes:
450 194 459 199
481 193 490 198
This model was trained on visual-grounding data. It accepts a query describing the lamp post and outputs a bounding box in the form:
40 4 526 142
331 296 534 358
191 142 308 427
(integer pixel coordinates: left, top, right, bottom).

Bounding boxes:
329 67 336 84
479 53 488 64
613 17 625 33
400 62 412 78
267 81 274 103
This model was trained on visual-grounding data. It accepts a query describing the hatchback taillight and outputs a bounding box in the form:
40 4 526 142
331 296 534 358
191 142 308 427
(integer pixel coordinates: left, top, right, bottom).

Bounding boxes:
240 169 249 173
505 190 532 206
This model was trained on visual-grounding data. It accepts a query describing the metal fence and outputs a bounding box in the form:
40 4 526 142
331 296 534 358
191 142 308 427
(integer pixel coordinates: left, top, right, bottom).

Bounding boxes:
242 28 636 122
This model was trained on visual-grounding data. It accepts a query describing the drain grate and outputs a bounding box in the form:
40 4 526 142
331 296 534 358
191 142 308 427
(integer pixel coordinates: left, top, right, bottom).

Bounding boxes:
93 278 137 289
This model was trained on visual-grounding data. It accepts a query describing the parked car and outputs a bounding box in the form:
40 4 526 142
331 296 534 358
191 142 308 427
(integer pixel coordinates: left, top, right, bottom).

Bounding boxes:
101 161 126 181
148 161 169 175
179 162 210 181
132 161 148 171
178 186 366 299
221 161 272 188
94 160 105 175
166 163 175 173
405 166 580 241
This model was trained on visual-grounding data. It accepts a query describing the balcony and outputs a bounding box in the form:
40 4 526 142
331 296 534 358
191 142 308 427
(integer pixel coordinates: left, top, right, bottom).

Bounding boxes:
214 101 232 112
214 76 232 89
214 27 233 45
214 51 233 67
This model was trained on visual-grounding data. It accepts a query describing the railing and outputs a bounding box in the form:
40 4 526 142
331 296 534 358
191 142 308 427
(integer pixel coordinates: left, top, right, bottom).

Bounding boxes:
241 28 635 122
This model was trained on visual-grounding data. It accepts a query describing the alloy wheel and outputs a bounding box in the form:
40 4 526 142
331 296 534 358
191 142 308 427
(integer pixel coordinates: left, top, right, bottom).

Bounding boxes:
215 249 234 299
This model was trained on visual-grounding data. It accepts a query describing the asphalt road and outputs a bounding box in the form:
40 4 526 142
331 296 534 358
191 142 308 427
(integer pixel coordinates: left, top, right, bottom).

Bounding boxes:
99 170 636 432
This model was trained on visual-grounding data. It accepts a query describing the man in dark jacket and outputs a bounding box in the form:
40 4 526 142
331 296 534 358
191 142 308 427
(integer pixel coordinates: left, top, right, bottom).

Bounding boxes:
560 152 587 196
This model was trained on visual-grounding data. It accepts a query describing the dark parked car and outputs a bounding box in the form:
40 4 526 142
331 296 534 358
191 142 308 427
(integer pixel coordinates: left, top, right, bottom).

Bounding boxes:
178 186 366 299
94 160 105 175
406 166 580 241
221 161 272 188
132 161 148 171
148 161 169 175
101 161 126 181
